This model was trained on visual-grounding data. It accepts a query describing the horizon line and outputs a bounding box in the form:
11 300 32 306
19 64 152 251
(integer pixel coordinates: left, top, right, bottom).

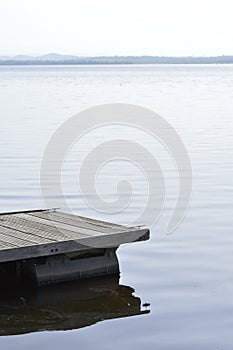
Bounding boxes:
1 53 233 58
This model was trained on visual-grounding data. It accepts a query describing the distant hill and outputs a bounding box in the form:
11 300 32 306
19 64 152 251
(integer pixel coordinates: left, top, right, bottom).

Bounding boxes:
37 53 79 61
0 53 81 61
13 55 34 61
1 53 233 65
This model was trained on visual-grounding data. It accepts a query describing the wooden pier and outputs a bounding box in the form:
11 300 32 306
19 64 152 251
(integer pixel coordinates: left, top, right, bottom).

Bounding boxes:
0 209 149 286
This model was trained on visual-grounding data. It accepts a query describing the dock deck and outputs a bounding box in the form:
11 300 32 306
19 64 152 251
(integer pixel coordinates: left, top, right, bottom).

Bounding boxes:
0 209 149 263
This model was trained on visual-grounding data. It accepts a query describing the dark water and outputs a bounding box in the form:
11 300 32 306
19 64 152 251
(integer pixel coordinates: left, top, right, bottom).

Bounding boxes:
0 64 233 349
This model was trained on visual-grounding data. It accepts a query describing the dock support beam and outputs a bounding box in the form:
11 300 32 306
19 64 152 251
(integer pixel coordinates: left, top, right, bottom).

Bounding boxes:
20 248 120 286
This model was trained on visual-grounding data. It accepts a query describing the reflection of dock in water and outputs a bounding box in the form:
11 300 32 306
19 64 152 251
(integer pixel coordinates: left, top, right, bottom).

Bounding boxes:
0 276 150 336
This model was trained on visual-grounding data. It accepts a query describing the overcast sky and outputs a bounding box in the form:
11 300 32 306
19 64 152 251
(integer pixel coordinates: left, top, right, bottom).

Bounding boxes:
0 0 233 56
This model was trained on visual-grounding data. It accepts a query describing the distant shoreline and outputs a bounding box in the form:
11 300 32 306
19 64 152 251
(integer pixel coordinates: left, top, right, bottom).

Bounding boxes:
1 55 233 66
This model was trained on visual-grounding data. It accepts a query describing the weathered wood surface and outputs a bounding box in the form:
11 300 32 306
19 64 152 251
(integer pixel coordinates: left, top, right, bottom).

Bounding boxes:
0 209 149 263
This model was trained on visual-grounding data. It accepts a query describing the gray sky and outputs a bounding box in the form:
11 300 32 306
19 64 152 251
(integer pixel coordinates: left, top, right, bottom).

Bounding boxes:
1 0 233 56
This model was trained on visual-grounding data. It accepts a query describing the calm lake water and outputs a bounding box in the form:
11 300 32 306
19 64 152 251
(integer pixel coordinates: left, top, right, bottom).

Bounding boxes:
0 64 233 349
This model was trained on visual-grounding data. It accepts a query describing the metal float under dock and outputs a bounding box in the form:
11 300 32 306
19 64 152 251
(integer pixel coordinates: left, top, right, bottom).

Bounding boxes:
0 209 149 286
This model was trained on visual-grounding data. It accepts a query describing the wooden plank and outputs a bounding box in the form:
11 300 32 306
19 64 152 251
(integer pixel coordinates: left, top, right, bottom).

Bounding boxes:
0 237 18 249
29 211 127 234
0 214 88 241
32 210 127 230
18 213 109 238
0 223 53 245
0 228 35 247
0 216 66 242
0 208 49 216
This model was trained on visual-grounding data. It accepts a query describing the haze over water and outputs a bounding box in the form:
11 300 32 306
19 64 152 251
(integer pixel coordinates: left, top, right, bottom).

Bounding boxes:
0 64 233 349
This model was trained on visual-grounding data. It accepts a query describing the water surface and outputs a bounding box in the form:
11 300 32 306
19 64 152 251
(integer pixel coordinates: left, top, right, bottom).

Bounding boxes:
0 64 233 349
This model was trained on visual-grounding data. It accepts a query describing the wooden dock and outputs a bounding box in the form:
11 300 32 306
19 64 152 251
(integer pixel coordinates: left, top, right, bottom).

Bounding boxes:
0 209 149 263
0 209 149 285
